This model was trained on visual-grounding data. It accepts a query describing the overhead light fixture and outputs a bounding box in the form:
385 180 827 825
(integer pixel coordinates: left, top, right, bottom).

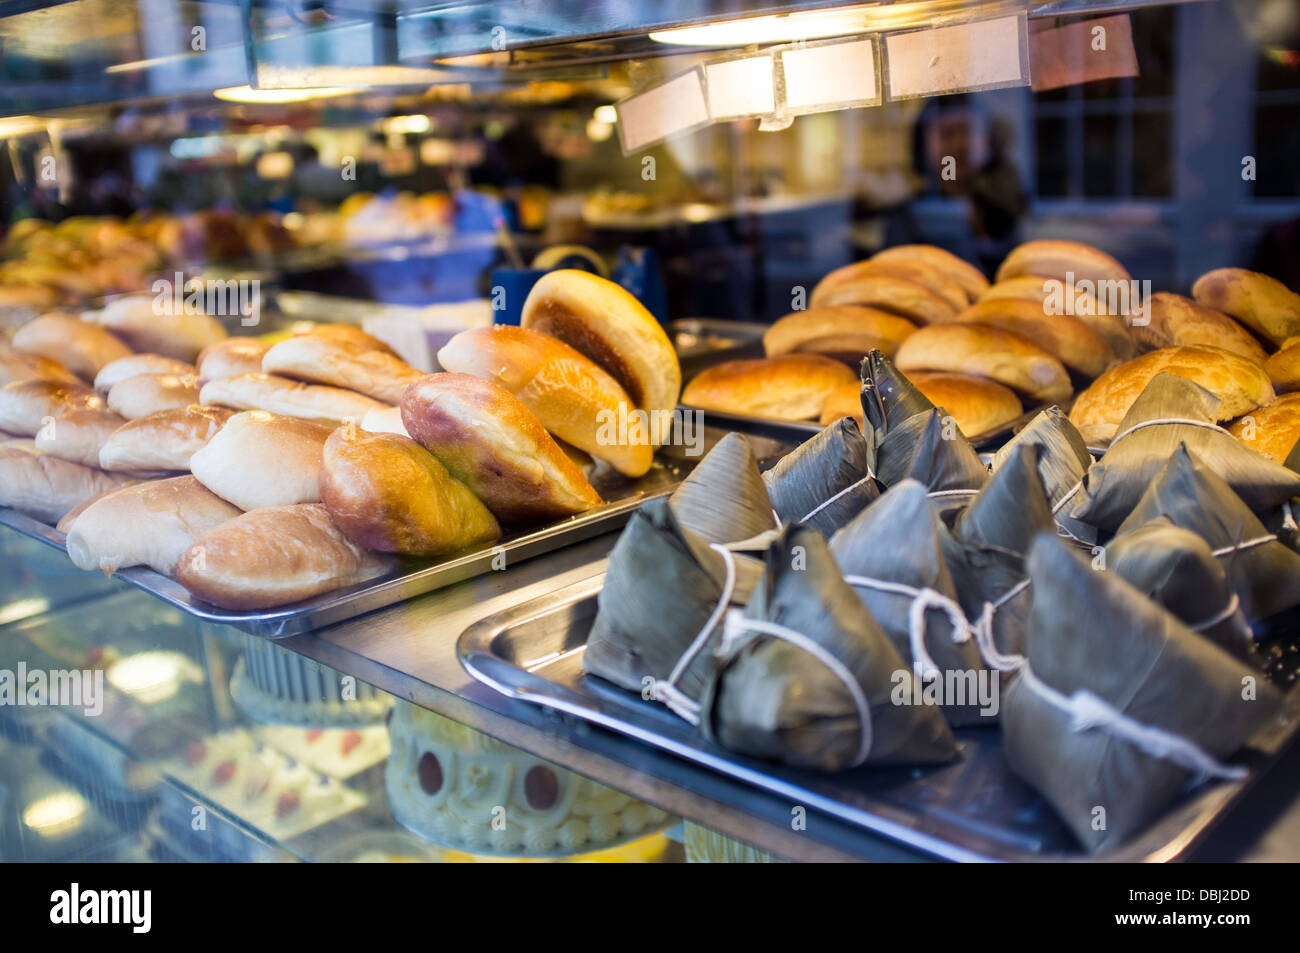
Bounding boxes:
649 7 874 45
213 85 357 104
381 114 432 135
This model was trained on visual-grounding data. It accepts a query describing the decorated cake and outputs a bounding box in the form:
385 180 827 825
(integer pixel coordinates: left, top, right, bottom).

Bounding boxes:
385 701 671 857
231 636 392 727
683 821 784 863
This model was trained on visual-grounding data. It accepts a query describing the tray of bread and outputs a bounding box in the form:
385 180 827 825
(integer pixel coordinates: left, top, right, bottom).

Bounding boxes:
0 270 811 637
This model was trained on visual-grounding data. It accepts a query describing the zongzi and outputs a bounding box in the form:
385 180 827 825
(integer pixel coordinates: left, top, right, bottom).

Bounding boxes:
669 431 778 545
859 348 934 445
764 416 879 536
991 406 1096 544
699 524 958 771
875 408 989 504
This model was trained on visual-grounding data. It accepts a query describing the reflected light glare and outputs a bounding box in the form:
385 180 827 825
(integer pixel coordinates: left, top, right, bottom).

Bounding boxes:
214 85 357 104
649 8 873 45
593 104 618 124
586 118 614 142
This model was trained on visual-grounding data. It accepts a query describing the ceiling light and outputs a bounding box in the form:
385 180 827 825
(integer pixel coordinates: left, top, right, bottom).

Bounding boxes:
593 104 618 124
213 85 357 104
649 6 875 45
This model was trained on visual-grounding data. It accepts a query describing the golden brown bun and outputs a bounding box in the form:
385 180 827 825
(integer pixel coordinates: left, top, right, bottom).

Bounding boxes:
0 379 104 435
811 260 966 311
196 337 269 384
64 475 241 575
1068 345 1275 444
320 427 500 556
1229 393 1300 464
762 307 917 362
909 372 1023 437
995 239 1131 286
951 299 1114 378
106 373 200 420
1265 343 1300 394
298 324 399 358
262 334 422 405
0 342 81 387
401 372 604 524
815 274 956 325
92 296 227 361
521 270 681 446
819 384 863 426
870 245 989 302
0 447 132 523
681 354 857 421
1132 292 1268 364
894 323 1072 404
190 410 332 511
199 372 387 426
33 408 127 467
978 275 1136 359
12 313 132 379
1192 268 1300 347
437 325 652 478
98 405 233 472
94 354 196 393
175 503 392 610
0 284 60 312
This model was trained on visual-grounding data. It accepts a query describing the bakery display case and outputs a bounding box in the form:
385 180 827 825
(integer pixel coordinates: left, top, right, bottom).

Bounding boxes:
3 0 1300 867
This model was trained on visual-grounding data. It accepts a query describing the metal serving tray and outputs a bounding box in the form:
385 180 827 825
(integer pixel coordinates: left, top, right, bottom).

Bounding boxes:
0 415 807 640
459 576 1300 862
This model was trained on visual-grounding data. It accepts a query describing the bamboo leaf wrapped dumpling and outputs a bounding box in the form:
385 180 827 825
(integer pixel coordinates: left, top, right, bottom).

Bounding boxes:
763 416 879 536
830 480 994 727
699 524 958 771
875 408 989 508
1115 444 1300 621
1003 534 1281 853
991 406 1096 544
860 349 934 445
669 431 778 545
1071 373 1300 531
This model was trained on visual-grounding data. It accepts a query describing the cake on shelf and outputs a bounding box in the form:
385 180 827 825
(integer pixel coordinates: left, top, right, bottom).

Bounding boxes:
231 636 392 728
683 821 785 863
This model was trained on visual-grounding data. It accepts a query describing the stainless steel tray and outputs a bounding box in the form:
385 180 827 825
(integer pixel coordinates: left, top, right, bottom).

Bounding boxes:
0 414 807 639
458 576 1300 862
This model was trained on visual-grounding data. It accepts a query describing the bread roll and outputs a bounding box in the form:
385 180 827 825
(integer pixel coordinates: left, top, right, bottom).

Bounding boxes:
1133 293 1268 364
298 324 399 358
33 408 127 467
1069 346 1275 444
175 503 392 610
816 274 956 326
0 379 104 435
199 373 387 426
819 384 864 427
437 325 652 478
360 405 409 438
91 295 227 361
401 373 603 524
0 343 81 387
995 239 1131 287
894 323 1072 404
0 448 132 523
98 405 233 472
951 299 1114 378
1192 268 1300 347
908 372 1023 437
196 337 269 384
262 334 423 405
1265 343 1300 394
762 307 917 363
12 313 131 379
811 260 966 311
190 410 332 511
521 270 681 446
94 354 196 393
870 244 990 302
320 428 500 555
64 475 241 575
56 483 137 534
979 275 1136 359
681 354 858 421
106 373 200 420
1228 393 1300 465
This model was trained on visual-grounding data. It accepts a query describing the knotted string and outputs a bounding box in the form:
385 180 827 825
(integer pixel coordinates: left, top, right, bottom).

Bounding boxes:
971 577 1032 672
1106 417 1231 449
798 473 876 524
842 576 970 680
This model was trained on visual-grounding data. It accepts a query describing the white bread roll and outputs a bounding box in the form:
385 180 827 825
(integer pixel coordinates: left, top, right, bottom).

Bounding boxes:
64 475 241 575
995 239 1131 287
1191 267 1300 347
91 295 228 361
107 373 201 420
12 313 132 379
815 274 956 325
0 342 81 387
681 354 858 421
94 354 196 393
360 405 409 438
870 245 990 302
190 410 331 510
199 373 387 426
0 379 104 435
894 323 1073 404
521 270 681 446
762 306 917 362
437 325 653 478
33 408 127 467
0 447 132 523
951 298 1114 378
811 259 967 311
196 337 269 384
297 324 399 358
262 334 423 405
175 503 393 610
98 405 234 472
978 275 1136 359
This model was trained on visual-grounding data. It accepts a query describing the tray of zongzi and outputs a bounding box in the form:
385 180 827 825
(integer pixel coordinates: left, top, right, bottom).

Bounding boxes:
0 414 809 639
